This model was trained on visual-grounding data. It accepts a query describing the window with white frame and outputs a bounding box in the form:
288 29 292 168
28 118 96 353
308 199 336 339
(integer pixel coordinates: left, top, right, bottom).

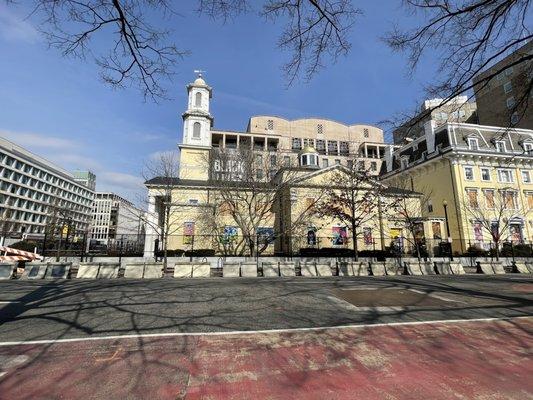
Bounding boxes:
464 166 474 180
467 137 479 150
401 158 409 169
503 82 513 94
192 122 201 138
480 167 491 181
483 189 495 209
523 142 533 154
466 189 479 208
522 170 531 183
495 140 507 153
497 168 514 183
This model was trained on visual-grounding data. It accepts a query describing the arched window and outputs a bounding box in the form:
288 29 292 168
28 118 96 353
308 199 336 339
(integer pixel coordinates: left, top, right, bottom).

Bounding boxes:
195 92 202 107
193 122 201 138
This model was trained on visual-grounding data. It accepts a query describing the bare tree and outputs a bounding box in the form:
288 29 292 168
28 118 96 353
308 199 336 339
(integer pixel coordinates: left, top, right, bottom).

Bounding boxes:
142 150 182 270
0 199 19 246
460 187 531 259
7 1 360 98
316 164 389 260
385 0 532 131
199 147 321 256
385 179 430 259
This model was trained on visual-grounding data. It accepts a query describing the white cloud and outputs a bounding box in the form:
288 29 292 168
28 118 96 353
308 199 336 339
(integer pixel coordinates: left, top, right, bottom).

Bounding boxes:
1 128 146 203
217 90 304 116
0 130 79 150
0 5 39 44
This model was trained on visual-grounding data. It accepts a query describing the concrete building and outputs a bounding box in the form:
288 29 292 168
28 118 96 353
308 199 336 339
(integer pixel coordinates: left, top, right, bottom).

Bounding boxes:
381 121 533 253
90 192 145 245
143 74 423 257
0 137 94 241
473 41 533 130
73 170 96 191
393 96 478 144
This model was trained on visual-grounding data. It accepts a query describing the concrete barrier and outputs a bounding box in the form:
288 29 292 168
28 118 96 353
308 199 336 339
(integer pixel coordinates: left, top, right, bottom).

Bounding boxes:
124 263 145 279
22 262 48 279
385 261 402 276
45 263 70 279
338 261 353 276
405 261 424 276
191 263 211 277
262 262 279 277
300 263 317 277
143 263 163 279
279 262 296 277
77 263 100 279
223 263 240 278
241 263 258 277
435 261 452 275
450 261 466 275
422 262 436 275
174 263 192 278
477 261 505 275
513 261 530 274
352 262 369 276
0 263 15 279
316 263 332 277
97 263 120 279
370 262 386 276
525 262 533 273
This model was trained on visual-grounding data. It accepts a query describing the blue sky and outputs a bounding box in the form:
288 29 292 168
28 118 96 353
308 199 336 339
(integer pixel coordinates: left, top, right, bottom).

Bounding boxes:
0 1 438 202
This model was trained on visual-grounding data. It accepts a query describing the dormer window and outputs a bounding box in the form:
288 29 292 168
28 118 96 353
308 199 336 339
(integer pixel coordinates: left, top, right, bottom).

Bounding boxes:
267 119 274 130
400 157 409 169
317 124 323 134
467 137 479 150
523 142 533 154
495 140 506 153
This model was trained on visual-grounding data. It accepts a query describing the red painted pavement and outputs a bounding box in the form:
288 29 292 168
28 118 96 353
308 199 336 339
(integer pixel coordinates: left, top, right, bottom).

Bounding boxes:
0 318 532 399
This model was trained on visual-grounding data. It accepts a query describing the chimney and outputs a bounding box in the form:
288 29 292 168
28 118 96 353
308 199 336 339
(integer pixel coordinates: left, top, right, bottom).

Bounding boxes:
384 145 394 172
425 120 436 153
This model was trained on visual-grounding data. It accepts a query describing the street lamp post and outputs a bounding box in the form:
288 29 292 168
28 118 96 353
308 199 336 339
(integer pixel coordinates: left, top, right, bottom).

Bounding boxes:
442 200 453 261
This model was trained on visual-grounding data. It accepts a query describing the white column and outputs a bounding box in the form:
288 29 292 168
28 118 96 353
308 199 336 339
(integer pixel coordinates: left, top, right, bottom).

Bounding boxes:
143 193 160 258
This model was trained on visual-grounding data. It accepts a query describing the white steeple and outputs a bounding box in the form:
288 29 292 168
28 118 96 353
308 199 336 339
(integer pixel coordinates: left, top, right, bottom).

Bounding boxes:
182 71 213 147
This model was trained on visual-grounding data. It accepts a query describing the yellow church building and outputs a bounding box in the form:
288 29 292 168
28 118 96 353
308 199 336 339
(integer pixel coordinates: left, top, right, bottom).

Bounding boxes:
143 74 426 257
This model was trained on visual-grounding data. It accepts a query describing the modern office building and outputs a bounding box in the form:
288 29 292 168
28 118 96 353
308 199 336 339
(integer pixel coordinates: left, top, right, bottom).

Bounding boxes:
381 121 533 253
473 40 533 129
90 192 145 245
0 137 95 240
143 74 423 257
73 170 96 191
393 96 478 144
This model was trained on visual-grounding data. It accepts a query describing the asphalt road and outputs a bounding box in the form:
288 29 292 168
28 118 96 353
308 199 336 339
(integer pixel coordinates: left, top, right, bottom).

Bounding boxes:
0 275 532 343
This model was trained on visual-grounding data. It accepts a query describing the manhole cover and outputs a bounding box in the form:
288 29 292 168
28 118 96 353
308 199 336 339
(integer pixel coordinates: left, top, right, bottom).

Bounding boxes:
331 289 451 307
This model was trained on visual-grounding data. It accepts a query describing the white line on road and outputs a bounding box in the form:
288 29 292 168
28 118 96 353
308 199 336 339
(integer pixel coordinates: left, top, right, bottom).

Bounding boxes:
0 315 530 347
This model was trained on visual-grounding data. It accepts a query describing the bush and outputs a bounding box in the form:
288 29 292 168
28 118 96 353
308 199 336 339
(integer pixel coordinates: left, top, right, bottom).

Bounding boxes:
184 248 215 257
9 241 39 253
464 245 488 257
156 249 185 257
299 247 354 257
500 243 532 257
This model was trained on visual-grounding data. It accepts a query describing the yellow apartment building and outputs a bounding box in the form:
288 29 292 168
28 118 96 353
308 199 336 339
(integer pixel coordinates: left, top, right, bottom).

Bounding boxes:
381 121 533 253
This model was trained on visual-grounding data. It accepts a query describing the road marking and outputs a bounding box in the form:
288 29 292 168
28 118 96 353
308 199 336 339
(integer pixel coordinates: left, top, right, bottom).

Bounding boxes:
0 315 530 347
